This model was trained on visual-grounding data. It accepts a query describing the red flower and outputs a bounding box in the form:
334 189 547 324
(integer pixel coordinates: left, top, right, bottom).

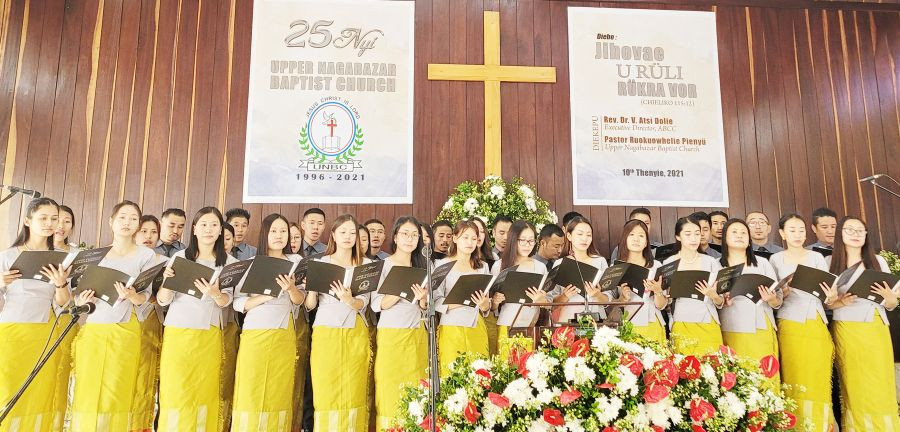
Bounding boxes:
691 424 706 432
475 368 492 387
543 408 565 426
517 351 534 378
418 379 430 389
508 346 526 367
560 388 581 405
598 382 616 390
418 414 442 432
551 326 576 348
747 411 764 432
720 372 736 390
777 411 797 429
652 427 664 432
386 427 404 432
487 392 509 409
620 353 644 376
645 359 679 388
643 383 670 403
569 338 590 357
689 398 716 423
679 356 701 380
602 427 619 432
719 345 736 356
463 401 481 424
760 355 780 379
703 354 721 369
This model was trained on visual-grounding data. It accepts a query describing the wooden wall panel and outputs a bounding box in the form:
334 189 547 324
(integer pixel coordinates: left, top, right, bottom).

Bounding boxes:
0 0 897 254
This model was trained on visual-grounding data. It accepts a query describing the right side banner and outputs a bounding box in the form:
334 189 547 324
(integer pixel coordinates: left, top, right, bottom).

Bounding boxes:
568 7 728 207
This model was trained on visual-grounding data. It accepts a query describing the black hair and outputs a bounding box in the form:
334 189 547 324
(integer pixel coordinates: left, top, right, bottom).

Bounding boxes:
392 216 427 269
184 207 229 267
222 223 235 236
58 205 76 244
258 213 292 256
364 218 385 228
628 207 651 220
562 211 584 227
431 219 453 231
12 198 59 249
689 211 711 225
358 224 373 258
225 208 251 222
161 208 186 219
719 218 758 267
709 210 729 220
811 207 837 226
673 215 703 253
139 215 160 233
499 220 537 270
491 214 513 228
830 216 878 274
303 207 325 218
777 213 805 230
538 223 565 241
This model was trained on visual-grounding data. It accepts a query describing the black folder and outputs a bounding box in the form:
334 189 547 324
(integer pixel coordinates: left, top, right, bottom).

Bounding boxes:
68 247 113 285
550 257 601 289
669 270 711 300
790 265 836 300
306 260 384 297
811 246 833 258
293 252 325 282
847 269 900 304
596 263 650 296
240 256 299 296
654 243 680 262
377 266 427 301
497 271 549 304
217 260 254 290
74 266 132 306
161 256 217 299
727 274 775 303
443 274 497 306
130 262 167 294
753 249 774 260
10 250 71 282
714 264 745 294
656 259 680 289
348 261 385 296
429 260 457 291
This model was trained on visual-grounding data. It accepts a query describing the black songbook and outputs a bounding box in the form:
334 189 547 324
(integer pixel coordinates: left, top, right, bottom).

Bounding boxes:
551 257 602 289
790 265 836 300
130 262 167 294
541 265 561 292
161 256 218 299
240 256 299 296
348 261 385 296
714 264 745 294
429 260 457 291
847 269 900 304
596 263 650 296
654 243 680 262
656 259 680 289
74 266 132 306
69 246 113 286
443 274 498 306
728 274 775 303
811 246 833 258
498 271 549 304
10 250 70 281
669 270 711 300
293 252 325 282
708 243 722 253
377 266 427 301
217 260 254 290
488 265 518 295
753 249 774 260
306 260 385 297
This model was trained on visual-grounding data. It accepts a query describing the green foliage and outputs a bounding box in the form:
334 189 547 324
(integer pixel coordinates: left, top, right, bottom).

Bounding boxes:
879 250 900 275
435 176 557 229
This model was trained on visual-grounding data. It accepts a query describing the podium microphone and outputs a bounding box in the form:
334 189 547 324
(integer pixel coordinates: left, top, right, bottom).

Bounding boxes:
62 303 96 315
2 185 41 197
858 174 883 183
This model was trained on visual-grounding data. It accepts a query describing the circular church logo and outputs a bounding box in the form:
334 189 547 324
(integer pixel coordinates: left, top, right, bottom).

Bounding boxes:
307 102 357 157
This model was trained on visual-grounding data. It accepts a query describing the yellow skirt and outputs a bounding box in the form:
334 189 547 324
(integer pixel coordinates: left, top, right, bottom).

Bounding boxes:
722 318 780 390
832 317 900 431
50 316 78 431
671 321 723 356
497 325 535 361
158 326 223 432
632 320 667 345
438 317 489 377
374 326 427 431
70 313 141 432
777 318 836 432
0 317 63 432
310 316 371 432
131 312 163 431
291 313 311 432
483 312 499 356
231 321 297 432
221 320 240 432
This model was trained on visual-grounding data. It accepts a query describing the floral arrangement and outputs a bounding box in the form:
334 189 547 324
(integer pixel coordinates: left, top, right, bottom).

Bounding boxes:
879 250 900 275
390 323 801 432
436 176 557 229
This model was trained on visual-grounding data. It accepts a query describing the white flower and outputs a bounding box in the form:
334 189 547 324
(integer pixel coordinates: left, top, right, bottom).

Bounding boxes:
519 185 534 198
564 419 586 432
536 388 557 404
528 419 551 432
717 392 747 419
646 397 677 427
525 197 537 211
625 405 651 429
550 210 559 224
591 326 619 354
536 223 545 232
463 197 479 214
641 347 662 367
443 198 454 210
700 363 718 385
489 185 505 199
615 365 639 396
525 352 559 381
503 378 532 407
563 357 596 385
471 359 492 372
595 395 623 424
481 403 504 428
407 399 425 423
445 388 468 415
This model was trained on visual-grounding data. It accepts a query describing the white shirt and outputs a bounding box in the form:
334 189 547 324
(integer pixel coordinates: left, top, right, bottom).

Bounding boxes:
830 255 895 324
664 254 722 325
371 258 424 329
623 260 666 327
491 258 548 327
233 254 302 330
85 246 157 324
770 250 829 323
550 256 611 322
718 258 780 333
157 250 237 330
434 258 490 328
0 247 62 323
310 255 372 328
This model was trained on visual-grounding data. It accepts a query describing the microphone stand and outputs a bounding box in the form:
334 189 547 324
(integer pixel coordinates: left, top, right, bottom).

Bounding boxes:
868 179 900 199
0 188 21 207
422 247 439 432
0 314 80 426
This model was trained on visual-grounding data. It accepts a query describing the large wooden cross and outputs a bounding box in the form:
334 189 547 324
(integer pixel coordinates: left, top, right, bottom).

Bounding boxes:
428 11 557 177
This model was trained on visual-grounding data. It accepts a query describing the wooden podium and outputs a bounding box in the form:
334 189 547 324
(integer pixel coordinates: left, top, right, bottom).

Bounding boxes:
507 301 644 347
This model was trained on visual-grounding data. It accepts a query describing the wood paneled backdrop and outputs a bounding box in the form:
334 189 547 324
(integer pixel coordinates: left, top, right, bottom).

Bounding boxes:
0 0 897 255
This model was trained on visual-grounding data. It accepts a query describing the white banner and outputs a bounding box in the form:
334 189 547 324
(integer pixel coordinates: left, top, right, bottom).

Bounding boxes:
568 8 728 207
244 0 414 203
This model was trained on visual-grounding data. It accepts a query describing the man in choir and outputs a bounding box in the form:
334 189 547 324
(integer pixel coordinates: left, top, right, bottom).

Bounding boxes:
154 208 186 257
561 211 583 228
535 224 565 270
364 218 391 260
747 211 784 253
807 207 837 251
431 220 453 260
690 211 721 258
300 208 327 255
490 215 513 260
225 208 257 260
709 210 729 246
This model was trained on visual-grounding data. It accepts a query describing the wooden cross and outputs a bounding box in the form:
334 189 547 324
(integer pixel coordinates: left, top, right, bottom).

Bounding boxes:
428 11 557 177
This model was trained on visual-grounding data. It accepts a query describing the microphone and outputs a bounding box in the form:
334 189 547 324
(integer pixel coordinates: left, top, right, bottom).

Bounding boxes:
2 185 42 198
62 303 96 316
858 174 883 183
421 245 432 258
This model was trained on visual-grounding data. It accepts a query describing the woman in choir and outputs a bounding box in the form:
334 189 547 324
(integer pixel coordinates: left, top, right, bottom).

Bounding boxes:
136 215 160 249
551 216 613 322
289 222 303 255
469 217 499 356
770 213 836 431
371 216 429 430
218 221 240 432
615 220 667 344
49 203 77 428
0 198 71 432
435 220 491 376
71 200 156 431
156 207 236 431
231 213 305 430
717 219 781 386
53 204 76 252
359 223 374 260
664 215 724 356
304 214 372 431
490 220 548 357
290 237 311 432
223 223 236 257
827 216 900 430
